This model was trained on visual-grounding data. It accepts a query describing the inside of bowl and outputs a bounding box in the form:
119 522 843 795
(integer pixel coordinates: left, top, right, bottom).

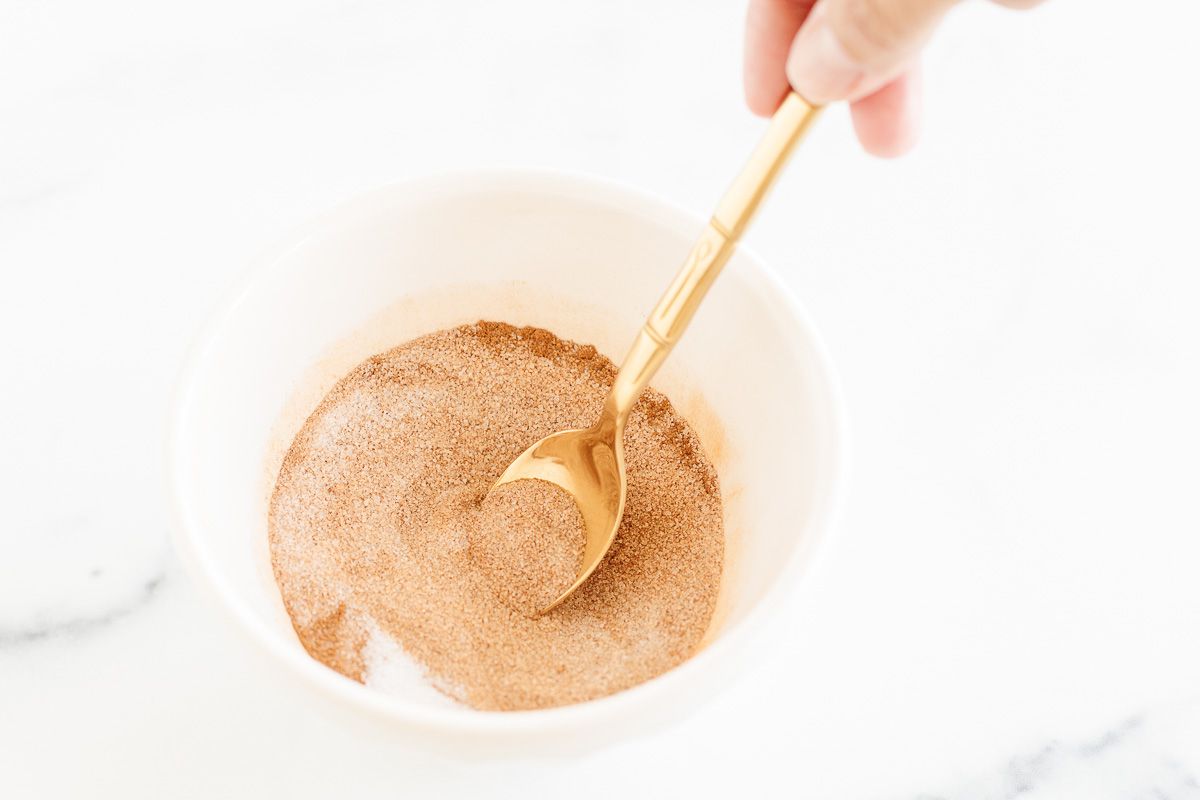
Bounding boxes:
173 175 839 710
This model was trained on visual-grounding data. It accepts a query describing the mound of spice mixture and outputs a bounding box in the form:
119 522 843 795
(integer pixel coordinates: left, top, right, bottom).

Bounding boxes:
474 477 587 617
268 322 724 711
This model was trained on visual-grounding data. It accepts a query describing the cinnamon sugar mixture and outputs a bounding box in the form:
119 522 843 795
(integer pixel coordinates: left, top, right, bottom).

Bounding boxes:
268 322 723 711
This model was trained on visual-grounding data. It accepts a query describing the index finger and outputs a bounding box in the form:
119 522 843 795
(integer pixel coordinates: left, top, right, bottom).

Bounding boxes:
745 0 817 116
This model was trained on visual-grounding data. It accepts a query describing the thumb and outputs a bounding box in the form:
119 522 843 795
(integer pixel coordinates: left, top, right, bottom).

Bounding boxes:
786 0 957 104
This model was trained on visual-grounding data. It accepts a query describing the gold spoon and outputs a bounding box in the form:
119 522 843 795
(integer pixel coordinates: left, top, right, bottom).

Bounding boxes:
492 92 822 614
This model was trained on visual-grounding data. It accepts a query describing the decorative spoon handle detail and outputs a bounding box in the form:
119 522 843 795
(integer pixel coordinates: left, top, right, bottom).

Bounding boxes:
604 92 822 427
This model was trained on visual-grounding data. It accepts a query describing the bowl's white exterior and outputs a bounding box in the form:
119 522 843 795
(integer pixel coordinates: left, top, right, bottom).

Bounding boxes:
168 170 847 756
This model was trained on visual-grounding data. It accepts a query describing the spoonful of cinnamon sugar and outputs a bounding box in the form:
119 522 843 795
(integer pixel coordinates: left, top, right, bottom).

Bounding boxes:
472 478 587 617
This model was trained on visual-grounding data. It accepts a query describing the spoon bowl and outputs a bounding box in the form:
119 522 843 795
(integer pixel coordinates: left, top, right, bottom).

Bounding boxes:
492 420 625 613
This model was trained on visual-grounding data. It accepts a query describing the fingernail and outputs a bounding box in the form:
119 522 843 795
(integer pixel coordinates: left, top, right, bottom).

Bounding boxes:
786 10 865 104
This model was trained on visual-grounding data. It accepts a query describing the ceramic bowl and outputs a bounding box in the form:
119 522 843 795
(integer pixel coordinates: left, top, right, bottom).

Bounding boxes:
168 170 846 755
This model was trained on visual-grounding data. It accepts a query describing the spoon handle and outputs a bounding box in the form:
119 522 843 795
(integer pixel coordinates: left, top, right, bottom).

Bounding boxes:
604 92 822 426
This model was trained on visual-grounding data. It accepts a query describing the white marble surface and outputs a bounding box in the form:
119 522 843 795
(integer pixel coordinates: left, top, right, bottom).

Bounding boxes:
3 0 1200 796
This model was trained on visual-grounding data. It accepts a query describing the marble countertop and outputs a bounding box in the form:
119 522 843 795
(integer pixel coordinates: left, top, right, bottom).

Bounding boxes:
2 0 1198 796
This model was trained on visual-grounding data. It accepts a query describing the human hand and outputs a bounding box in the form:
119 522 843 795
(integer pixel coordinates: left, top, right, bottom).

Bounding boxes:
744 0 1044 157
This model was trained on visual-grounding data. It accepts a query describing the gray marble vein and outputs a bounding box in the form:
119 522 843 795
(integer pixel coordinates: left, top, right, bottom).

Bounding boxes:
0 570 167 649
914 715 1200 800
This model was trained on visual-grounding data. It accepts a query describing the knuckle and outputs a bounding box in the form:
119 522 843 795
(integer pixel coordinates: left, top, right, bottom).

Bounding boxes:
834 0 955 64
843 0 910 55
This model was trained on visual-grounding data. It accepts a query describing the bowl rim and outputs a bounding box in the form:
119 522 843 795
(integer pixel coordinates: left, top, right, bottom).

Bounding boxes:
167 167 849 736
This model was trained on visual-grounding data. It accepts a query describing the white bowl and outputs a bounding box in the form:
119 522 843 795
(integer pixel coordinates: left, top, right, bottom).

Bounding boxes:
168 170 846 756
